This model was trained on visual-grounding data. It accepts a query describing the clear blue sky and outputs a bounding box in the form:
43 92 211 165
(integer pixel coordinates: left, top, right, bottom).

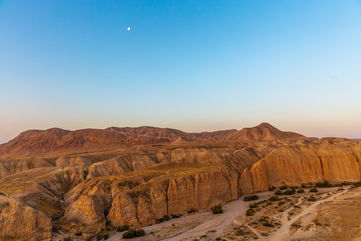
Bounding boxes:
1 0 361 143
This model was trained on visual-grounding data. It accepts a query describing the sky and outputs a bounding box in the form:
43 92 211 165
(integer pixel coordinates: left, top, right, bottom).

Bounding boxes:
1 0 361 143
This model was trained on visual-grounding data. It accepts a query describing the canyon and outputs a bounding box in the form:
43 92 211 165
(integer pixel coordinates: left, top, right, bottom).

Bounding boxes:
0 123 360 240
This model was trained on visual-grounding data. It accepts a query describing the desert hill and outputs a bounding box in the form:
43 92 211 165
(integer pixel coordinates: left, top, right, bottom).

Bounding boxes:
0 123 301 158
227 122 304 141
1 123 361 241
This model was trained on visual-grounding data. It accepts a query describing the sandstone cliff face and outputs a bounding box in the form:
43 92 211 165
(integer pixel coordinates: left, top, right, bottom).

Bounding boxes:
107 167 238 227
0 196 52 241
240 141 361 194
1 123 361 239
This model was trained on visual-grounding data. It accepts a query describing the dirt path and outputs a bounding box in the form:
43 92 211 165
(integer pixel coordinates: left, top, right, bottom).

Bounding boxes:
267 189 348 241
107 192 270 241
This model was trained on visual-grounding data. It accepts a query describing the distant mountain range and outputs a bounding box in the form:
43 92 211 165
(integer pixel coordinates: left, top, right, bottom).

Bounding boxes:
0 122 303 158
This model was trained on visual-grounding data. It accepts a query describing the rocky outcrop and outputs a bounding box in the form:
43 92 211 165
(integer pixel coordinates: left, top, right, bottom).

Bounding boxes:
0 196 52 241
2 123 361 239
107 167 238 227
240 141 361 194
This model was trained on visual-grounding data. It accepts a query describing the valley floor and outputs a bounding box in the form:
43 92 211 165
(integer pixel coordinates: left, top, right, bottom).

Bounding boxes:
105 186 361 241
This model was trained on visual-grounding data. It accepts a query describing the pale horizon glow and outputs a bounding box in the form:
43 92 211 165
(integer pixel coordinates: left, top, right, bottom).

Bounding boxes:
1 0 361 143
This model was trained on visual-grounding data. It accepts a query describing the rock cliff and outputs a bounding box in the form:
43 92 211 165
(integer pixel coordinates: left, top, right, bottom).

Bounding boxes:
0 123 360 239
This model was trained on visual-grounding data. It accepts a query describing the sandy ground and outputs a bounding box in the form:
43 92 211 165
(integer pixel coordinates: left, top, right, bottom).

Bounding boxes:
106 192 271 241
267 189 347 241
106 186 361 241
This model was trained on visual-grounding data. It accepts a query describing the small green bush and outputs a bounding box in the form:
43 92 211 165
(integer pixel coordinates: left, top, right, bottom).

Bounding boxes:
246 208 255 216
117 225 129 232
308 196 316 202
123 229 146 239
211 205 223 214
188 208 197 213
279 185 288 190
274 190 283 195
316 181 333 188
269 186 276 191
310 188 318 193
268 196 280 201
157 215 170 223
171 214 182 218
297 189 305 193
249 203 258 208
243 195 259 201
283 189 295 195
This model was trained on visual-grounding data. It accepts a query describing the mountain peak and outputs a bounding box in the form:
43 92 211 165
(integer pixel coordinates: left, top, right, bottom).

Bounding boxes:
228 123 304 141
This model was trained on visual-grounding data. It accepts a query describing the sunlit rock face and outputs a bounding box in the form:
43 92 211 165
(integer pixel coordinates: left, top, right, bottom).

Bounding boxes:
0 123 360 238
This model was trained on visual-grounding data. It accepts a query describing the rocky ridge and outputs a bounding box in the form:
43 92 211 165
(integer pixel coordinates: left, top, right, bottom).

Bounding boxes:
0 123 360 240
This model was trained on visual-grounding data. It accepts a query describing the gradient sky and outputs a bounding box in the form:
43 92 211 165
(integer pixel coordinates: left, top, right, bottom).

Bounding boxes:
1 0 361 143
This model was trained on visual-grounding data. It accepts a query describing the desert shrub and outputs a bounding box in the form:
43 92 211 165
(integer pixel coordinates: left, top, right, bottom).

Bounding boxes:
246 208 255 216
283 189 295 195
123 229 145 239
171 214 182 218
96 233 109 240
249 203 258 208
316 181 333 188
297 189 305 193
279 185 288 190
269 186 276 191
274 190 283 195
211 205 223 214
268 196 280 201
291 223 301 228
308 196 316 202
262 221 274 227
75 232 82 236
157 215 170 223
310 188 318 193
117 225 129 232
188 208 197 213
243 195 259 201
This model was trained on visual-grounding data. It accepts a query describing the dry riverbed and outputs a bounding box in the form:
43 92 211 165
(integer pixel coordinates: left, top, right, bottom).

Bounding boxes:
102 185 361 241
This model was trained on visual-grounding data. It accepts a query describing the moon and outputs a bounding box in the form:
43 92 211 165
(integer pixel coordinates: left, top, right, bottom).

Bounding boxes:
127 27 131 31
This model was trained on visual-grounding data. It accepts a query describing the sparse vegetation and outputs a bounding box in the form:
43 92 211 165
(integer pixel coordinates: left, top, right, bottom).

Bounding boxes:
268 196 280 201
96 233 109 240
269 186 276 191
246 208 255 216
308 196 316 202
211 205 223 214
243 195 259 201
283 189 296 195
297 189 305 193
310 188 318 193
157 214 170 223
274 190 283 195
116 225 129 232
123 229 146 239
316 181 333 188
279 185 288 190
188 208 197 213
